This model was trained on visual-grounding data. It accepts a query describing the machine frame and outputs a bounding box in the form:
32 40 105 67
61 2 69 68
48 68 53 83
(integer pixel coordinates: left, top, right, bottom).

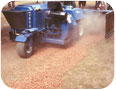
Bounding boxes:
3 2 114 58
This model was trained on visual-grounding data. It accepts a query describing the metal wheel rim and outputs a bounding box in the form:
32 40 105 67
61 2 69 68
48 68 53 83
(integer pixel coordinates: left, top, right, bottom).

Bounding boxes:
26 39 33 54
26 47 32 54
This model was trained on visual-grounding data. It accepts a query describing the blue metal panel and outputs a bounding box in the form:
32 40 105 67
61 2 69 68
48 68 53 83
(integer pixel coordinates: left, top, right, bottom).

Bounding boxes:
36 11 44 28
33 10 36 28
25 27 45 32
61 22 69 40
15 33 32 42
42 38 64 45
73 8 84 20
42 33 73 45
26 12 29 29
15 5 33 11
15 35 28 42
64 8 84 21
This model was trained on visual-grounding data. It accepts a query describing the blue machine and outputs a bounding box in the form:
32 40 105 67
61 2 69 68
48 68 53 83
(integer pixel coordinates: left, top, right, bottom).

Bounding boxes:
3 2 113 58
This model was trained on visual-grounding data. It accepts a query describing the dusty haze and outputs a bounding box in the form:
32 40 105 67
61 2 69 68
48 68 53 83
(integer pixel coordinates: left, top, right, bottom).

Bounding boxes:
78 12 106 36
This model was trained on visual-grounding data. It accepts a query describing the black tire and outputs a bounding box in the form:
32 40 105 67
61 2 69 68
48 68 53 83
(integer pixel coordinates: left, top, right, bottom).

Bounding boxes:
16 38 34 58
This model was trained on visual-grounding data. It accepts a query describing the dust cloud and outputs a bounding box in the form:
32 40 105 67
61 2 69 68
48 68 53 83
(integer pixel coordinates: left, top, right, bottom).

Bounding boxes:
78 12 106 36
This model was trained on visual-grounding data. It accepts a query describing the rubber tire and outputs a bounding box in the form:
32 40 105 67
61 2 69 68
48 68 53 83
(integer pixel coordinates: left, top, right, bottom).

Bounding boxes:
16 41 33 58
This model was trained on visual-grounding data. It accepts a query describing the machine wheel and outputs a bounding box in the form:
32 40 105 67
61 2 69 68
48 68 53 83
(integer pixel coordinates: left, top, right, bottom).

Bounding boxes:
16 38 34 58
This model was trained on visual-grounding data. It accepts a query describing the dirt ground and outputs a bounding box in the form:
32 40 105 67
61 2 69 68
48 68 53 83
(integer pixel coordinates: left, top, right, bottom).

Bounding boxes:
60 36 114 89
1 1 114 89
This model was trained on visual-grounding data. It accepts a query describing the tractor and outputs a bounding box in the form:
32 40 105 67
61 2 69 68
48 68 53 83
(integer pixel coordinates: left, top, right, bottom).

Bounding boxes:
2 1 114 58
